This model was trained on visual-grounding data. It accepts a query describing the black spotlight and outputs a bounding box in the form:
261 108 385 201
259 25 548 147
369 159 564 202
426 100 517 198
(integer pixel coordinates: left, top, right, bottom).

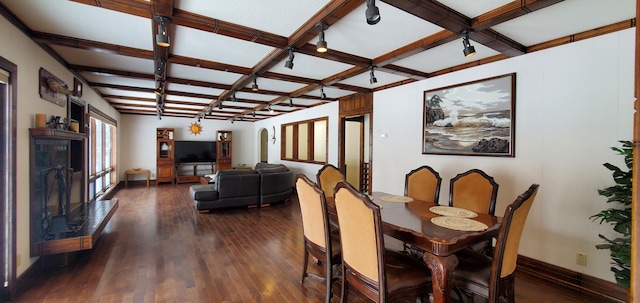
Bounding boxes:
316 23 328 53
365 0 381 25
251 74 259 91
155 16 171 47
320 84 326 99
369 66 377 84
218 101 223 110
289 97 294 107
462 31 476 58
284 47 295 69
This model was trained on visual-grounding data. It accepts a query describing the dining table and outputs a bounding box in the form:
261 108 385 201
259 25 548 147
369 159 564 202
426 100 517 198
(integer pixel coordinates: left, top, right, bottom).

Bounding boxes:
327 191 501 303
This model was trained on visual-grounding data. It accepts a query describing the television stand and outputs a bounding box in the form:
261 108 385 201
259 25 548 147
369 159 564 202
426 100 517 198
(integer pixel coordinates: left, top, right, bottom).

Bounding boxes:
176 162 215 183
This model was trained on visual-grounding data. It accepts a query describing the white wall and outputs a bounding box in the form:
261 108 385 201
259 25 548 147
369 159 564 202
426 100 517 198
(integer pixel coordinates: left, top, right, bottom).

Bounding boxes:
0 16 120 276
251 29 634 283
119 114 254 180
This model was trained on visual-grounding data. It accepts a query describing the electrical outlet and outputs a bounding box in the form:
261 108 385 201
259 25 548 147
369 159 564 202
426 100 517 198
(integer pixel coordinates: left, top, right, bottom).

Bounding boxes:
576 252 587 266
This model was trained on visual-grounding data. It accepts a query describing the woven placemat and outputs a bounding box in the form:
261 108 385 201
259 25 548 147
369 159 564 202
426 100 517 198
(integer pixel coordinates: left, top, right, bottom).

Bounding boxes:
429 206 477 218
379 195 413 203
431 217 488 231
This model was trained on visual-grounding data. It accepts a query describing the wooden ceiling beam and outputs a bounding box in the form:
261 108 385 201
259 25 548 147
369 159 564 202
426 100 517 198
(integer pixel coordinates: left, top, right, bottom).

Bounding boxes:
31 32 153 59
373 30 457 67
471 0 565 31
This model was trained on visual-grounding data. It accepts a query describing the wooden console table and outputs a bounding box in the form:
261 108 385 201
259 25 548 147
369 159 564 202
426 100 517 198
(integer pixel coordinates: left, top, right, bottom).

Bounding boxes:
125 169 150 188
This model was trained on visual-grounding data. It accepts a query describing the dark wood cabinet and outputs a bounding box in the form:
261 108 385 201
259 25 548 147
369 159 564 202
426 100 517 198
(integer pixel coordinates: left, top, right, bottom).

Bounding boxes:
156 128 175 185
216 130 232 171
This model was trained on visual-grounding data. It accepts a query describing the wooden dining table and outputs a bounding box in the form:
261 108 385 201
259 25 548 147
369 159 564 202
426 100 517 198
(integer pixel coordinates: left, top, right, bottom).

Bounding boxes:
327 191 501 303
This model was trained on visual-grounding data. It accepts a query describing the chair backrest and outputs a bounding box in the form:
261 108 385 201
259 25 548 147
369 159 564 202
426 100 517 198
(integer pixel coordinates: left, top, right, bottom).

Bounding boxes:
296 174 330 251
334 181 384 291
489 184 539 298
317 164 345 199
404 165 442 203
449 169 499 215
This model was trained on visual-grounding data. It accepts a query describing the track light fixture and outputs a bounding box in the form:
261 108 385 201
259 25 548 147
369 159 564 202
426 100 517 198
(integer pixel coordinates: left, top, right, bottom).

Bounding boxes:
231 89 237 102
251 74 259 91
155 60 165 77
268 105 274 113
205 106 212 114
369 66 378 84
462 31 476 58
320 84 326 99
316 23 328 53
155 16 171 47
289 97 294 107
252 111 256 118
218 100 223 110
284 47 295 69
365 0 381 25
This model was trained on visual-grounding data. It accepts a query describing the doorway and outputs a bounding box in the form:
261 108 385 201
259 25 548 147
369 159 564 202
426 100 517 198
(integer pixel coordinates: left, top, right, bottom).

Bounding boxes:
259 128 268 163
0 56 17 301
344 115 370 192
338 93 372 194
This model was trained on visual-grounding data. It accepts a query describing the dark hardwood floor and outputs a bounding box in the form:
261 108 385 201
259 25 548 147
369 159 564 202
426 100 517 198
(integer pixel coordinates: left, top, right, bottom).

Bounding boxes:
10 183 615 302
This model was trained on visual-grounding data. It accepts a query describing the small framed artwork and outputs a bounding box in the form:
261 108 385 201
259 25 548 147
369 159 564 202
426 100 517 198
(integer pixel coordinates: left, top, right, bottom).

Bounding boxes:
422 73 516 157
73 77 83 97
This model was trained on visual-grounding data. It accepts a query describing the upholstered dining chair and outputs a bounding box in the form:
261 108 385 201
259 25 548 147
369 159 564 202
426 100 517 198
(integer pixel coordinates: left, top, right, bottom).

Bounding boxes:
317 164 345 229
333 181 432 303
452 184 540 303
449 169 499 215
449 169 499 256
316 164 345 199
404 165 442 203
296 174 341 303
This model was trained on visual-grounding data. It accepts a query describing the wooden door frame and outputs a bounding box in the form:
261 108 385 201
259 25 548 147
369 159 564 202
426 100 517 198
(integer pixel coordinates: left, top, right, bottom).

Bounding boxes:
338 93 373 193
0 56 17 300
631 0 639 301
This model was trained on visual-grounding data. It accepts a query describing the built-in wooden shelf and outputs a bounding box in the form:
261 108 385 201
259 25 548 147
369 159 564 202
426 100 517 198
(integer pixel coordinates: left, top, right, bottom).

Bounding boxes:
31 199 119 256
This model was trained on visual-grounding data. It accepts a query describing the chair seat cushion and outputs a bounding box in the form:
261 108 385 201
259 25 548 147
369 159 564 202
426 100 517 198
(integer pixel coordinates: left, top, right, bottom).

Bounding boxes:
452 248 492 297
384 250 431 294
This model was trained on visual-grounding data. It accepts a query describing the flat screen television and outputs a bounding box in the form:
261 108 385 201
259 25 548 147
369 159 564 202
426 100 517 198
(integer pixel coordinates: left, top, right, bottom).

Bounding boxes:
174 141 216 164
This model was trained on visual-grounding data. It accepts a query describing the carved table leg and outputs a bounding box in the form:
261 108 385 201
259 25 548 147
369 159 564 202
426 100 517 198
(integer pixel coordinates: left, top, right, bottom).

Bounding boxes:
423 253 459 303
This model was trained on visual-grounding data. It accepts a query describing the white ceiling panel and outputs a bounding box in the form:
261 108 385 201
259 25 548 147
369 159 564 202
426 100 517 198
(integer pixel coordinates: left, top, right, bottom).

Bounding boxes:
168 64 242 85
51 46 153 74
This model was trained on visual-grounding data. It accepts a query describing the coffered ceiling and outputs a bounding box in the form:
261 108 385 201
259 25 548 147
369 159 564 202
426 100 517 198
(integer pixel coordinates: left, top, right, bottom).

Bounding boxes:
0 0 635 122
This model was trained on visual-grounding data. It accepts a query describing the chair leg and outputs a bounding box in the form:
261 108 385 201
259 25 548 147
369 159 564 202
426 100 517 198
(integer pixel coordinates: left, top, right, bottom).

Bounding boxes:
301 249 309 283
340 266 348 303
325 260 333 303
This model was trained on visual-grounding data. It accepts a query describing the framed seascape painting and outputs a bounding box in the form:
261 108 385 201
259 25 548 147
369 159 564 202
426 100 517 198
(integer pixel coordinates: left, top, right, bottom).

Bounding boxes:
422 73 516 157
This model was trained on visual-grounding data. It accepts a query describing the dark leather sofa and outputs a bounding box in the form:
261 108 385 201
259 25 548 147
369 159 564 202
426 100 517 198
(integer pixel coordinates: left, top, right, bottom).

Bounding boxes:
190 163 293 211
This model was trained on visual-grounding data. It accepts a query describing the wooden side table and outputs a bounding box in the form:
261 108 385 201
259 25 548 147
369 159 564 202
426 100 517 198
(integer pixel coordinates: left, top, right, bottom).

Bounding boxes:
125 169 150 188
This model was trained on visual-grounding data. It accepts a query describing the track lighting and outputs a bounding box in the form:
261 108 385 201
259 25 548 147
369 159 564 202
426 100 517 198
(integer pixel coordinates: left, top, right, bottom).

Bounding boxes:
320 84 326 99
369 66 377 84
284 47 295 69
268 105 274 113
218 100 223 110
462 31 476 58
289 97 293 107
197 117 201 122
316 23 328 53
365 0 381 25
231 89 237 102
205 106 212 114
155 60 165 77
155 16 171 47
252 111 256 118
251 74 259 91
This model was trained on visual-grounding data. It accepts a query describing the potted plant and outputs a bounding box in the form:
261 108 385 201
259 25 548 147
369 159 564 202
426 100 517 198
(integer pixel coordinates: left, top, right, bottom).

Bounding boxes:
591 140 632 288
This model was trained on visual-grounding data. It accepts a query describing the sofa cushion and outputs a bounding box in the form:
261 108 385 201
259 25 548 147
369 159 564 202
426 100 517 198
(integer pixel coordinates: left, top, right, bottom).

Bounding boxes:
256 166 288 174
190 184 219 201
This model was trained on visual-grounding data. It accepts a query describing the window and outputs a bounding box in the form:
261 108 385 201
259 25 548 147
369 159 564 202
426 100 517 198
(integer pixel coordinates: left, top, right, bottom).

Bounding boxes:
88 106 117 201
281 117 327 163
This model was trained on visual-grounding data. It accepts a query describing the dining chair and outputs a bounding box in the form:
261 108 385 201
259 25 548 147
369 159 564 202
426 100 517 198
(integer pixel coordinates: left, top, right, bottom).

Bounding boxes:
452 184 540 303
333 181 432 303
316 164 345 199
449 169 499 256
296 174 341 303
404 165 442 203
317 164 345 229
